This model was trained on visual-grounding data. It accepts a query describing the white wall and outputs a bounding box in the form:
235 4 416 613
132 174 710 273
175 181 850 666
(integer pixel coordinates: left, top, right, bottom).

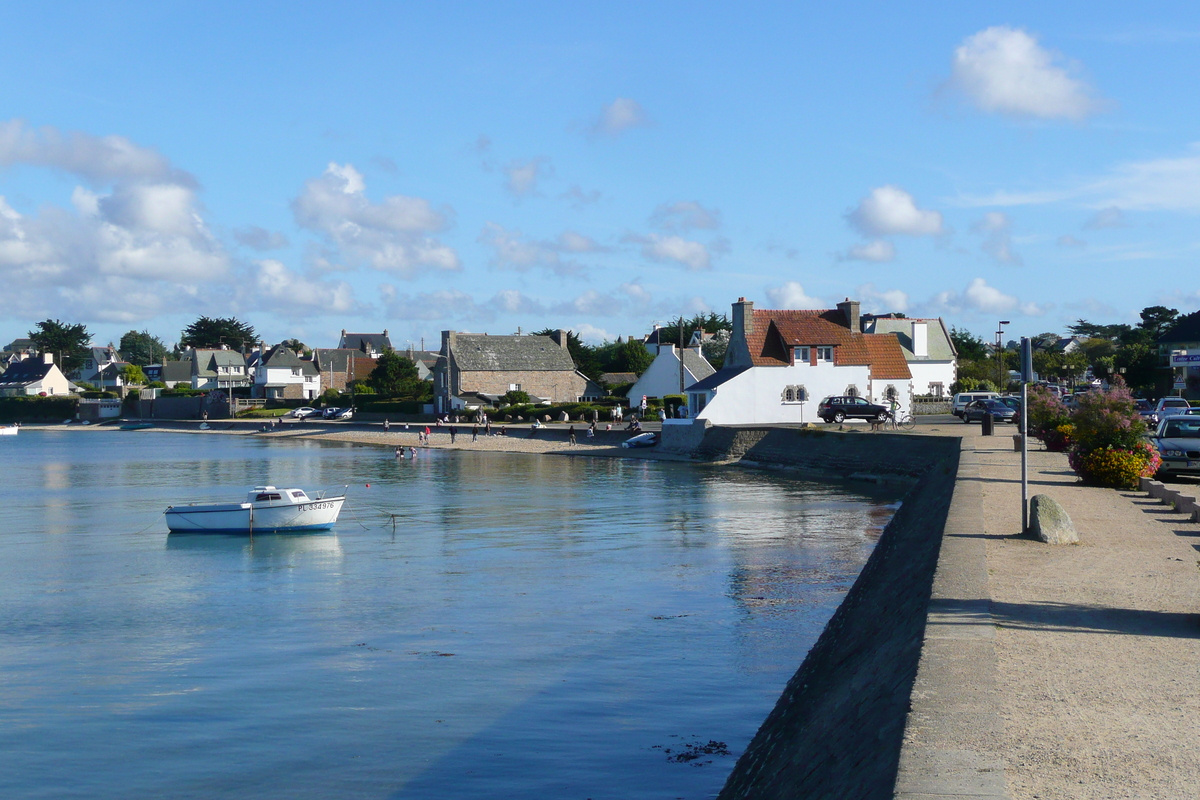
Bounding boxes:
629 345 705 400
907 361 956 398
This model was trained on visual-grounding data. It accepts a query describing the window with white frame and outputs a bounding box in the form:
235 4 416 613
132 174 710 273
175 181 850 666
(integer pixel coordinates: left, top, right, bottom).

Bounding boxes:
794 346 833 363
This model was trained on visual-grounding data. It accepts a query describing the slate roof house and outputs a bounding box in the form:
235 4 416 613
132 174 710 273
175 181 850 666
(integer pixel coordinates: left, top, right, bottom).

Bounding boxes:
73 344 120 385
191 349 252 392
0 353 72 397
254 346 320 400
432 329 592 413
312 348 380 392
338 330 393 358
687 298 913 424
861 316 957 398
628 343 716 402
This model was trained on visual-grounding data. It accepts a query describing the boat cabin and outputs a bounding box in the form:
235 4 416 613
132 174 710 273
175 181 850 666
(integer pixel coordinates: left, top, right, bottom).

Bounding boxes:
250 486 310 505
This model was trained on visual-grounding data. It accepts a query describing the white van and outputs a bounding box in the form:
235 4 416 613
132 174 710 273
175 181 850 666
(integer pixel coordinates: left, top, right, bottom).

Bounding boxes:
952 391 999 417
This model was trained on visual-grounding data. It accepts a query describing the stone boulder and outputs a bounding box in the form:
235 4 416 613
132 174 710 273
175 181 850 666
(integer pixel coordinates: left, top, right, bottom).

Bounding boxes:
1030 494 1078 544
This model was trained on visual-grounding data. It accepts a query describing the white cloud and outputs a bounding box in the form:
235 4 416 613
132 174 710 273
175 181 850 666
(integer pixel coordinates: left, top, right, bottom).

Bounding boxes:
927 277 1049 317
504 157 552 198
477 223 588 277
0 118 187 185
856 283 910 314
571 323 614 344
292 162 459 278
488 289 545 315
629 233 713 271
649 201 721 231
951 144 1200 213
1083 206 1128 229
379 286 487 322
971 211 1021 265
841 239 896 262
247 260 359 318
1057 234 1087 247
846 185 943 237
948 26 1105 121
764 281 825 310
587 98 650 138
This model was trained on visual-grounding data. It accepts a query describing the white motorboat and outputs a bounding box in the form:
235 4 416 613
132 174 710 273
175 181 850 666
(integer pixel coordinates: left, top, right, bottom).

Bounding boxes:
165 486 346 534
0 425 18 436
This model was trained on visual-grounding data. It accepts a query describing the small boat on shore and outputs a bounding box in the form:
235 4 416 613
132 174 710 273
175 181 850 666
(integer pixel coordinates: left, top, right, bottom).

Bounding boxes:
0 424 18 436
166 486 346 534
120 422 154 431
621 432 658 449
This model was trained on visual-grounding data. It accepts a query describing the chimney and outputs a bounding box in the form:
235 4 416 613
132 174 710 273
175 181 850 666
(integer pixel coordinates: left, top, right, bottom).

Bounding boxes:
911 321 929 358
732 297 754 337
837 298 861 333
550 329 568 349
441 330 455 356
43 352 54 365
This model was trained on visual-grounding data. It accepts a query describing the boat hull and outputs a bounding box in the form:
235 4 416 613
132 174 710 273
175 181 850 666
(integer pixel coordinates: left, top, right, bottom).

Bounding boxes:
166 496 345 533
0 426 18 436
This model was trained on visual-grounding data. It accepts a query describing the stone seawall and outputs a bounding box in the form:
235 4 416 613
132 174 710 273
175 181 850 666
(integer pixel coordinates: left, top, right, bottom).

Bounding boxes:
673 426 962 799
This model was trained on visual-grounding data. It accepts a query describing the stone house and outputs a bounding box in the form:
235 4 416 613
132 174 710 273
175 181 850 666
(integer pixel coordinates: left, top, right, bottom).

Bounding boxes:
432 329 588 413
687 298 913 424
254 346 320 400
312 348 371 392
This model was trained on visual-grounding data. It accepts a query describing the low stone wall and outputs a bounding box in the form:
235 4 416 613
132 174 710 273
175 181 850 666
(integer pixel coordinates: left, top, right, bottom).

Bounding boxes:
668 426 962 799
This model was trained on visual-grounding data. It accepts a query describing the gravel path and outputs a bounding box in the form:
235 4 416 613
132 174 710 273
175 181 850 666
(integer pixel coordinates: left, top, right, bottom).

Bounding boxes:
971 433 1200 799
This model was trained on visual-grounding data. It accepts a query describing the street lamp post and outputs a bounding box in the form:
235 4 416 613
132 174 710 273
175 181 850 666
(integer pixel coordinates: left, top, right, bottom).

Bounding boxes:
996 320 1011 390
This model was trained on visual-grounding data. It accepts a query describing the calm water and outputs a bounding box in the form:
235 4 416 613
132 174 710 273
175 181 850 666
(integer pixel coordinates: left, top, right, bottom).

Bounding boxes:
0 430 900 799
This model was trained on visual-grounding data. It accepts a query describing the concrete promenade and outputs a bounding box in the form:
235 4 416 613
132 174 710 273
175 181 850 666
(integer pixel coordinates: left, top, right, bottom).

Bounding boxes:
899 429 1200 799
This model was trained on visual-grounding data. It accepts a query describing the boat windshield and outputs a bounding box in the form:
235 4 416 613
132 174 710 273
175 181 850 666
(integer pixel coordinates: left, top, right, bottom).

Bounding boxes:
255 492 282 501
290 491 308 500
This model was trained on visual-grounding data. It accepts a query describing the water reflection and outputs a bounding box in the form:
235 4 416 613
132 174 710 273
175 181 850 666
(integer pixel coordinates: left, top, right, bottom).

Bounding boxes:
0 430 902 800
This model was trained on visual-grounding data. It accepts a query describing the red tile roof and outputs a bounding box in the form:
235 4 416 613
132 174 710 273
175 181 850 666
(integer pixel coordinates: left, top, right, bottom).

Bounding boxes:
745 308 911 379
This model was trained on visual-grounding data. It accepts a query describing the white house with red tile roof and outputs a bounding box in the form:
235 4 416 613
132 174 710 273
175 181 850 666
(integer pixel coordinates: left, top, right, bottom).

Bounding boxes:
685 298 914 424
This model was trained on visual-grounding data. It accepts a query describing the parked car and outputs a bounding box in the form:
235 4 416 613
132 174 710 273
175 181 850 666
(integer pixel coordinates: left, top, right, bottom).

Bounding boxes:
997 396 1022 414
962 399 1017 424
291 406 318 419
817 395 889 424
1151 415 1200 479
322 407 341 419
1149 396 1191 425
1135 398 1156 425
951 392 999 417
334 407 354 420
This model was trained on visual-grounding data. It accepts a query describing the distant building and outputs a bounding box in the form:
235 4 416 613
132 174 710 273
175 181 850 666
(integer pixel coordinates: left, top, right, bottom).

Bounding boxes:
628 344 715 401
191 349 252 392
254 346 320 400
432 329 589 412
687 298 913 424
861 317 957 398
0 353 72 397
338 330 393 358
73 344 120 385
1159 310 1200 400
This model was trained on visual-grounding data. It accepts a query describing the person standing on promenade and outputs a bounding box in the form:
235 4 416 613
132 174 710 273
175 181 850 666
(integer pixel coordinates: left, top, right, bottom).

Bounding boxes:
568 425 576 445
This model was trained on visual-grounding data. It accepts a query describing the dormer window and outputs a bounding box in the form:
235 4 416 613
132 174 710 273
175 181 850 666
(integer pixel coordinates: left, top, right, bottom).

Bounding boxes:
794 346 833 363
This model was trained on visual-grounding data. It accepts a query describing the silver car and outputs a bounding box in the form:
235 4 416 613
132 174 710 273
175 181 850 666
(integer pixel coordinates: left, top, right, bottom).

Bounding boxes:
1151 416 1200 478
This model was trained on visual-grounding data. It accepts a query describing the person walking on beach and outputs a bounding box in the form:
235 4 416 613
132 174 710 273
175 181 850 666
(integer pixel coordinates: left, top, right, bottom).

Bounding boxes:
423 426 431 444
384 419 390 432
449 425 457 443
568 425 576 445
587 421 595 439
471 424 478 442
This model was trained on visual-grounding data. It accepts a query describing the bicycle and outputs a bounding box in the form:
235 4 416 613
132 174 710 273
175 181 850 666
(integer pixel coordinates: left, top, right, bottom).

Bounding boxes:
886 410 916 431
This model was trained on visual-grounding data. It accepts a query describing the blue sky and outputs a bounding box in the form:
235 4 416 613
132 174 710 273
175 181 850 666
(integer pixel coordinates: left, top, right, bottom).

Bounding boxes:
2 2 1199 352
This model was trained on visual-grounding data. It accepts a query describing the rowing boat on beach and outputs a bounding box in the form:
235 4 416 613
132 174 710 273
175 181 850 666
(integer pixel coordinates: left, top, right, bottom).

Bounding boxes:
165 486 346 533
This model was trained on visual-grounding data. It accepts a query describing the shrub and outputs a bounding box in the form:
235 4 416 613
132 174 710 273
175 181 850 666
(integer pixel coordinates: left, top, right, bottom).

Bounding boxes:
1027 385 1071 446
1066 378 1157 488
501 389 531 405
1068 443 1161 490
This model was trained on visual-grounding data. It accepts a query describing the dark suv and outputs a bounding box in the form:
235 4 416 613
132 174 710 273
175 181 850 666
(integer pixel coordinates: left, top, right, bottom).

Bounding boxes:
817 395 889 424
